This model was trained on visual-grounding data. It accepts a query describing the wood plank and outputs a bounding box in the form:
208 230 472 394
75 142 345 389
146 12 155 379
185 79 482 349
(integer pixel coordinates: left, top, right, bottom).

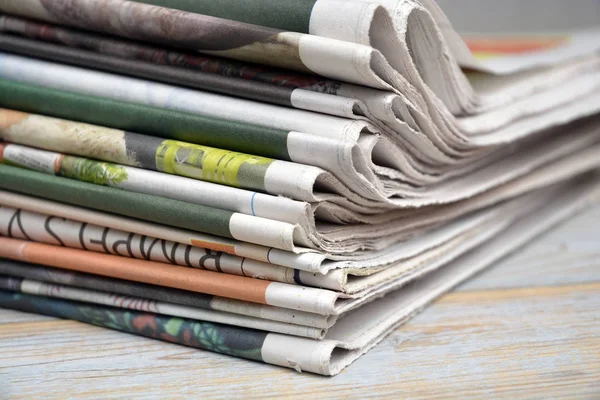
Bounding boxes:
459 206 600 291
0 309 54 324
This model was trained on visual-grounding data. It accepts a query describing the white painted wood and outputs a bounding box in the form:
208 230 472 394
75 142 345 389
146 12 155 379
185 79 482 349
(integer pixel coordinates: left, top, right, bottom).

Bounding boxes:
458 205 600 291
0 309 54 324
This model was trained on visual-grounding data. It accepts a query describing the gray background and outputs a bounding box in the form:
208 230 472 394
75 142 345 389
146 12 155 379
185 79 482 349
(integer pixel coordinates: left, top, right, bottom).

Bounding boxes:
435 0 600 33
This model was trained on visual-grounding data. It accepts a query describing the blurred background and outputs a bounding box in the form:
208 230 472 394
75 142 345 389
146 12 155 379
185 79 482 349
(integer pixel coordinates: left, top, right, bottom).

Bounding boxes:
436 0 600 33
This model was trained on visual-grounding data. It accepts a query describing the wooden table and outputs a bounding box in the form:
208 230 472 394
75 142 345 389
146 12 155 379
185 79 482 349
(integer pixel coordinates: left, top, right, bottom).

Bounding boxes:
1 205 599 398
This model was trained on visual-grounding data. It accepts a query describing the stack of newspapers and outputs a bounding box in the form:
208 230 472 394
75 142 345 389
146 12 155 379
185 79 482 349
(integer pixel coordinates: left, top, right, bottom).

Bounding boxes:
0 0 599 375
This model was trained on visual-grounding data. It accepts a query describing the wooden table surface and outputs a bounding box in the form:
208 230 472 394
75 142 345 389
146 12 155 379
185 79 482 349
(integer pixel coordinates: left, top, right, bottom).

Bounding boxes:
1 205 599 399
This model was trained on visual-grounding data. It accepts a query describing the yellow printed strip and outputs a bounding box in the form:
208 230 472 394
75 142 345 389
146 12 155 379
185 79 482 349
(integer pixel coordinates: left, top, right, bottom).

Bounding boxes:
156 140 273 188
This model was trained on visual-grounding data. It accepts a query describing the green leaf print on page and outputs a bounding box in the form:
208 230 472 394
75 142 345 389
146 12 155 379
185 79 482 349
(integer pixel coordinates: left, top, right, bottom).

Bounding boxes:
59 156 129 186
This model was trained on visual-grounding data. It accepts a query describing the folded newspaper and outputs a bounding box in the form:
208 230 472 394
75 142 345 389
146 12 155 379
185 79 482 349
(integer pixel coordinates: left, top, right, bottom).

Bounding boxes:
0 0 598 376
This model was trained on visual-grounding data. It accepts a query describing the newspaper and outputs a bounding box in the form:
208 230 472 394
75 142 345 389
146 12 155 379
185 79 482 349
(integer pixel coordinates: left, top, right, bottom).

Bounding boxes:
0 275 328 339
66 0 600 114
0 260 336 330
1 139 599 270
0 177 594 320
1 174 599 374
0 184 542 295
2 117 600 254
0 51 598 188
0 0 598 377
1 17 596 167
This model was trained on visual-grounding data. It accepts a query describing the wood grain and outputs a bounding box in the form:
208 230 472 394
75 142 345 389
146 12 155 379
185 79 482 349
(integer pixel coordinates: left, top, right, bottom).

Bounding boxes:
458 205 600 291
1 205 599 399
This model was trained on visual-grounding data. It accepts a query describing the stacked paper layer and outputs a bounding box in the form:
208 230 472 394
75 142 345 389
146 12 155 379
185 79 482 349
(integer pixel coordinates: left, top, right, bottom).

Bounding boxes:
0 0 598 375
